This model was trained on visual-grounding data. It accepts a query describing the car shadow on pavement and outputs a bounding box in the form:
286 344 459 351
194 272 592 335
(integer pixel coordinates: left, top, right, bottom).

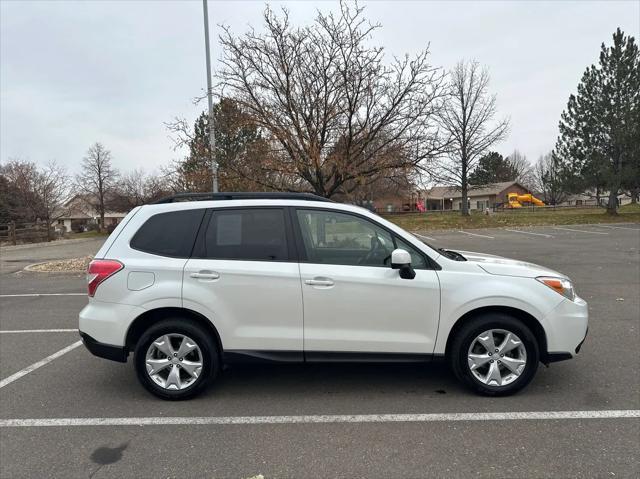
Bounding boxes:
208 361 464 398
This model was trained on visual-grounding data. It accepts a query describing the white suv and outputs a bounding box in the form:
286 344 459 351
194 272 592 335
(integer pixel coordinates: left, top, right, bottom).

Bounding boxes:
79 192 588 400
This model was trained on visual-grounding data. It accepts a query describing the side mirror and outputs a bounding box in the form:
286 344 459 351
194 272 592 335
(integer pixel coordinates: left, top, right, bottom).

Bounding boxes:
391 249 416 280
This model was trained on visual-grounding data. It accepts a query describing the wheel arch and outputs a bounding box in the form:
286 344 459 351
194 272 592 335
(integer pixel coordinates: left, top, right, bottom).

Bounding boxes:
125 307 223 358
444 306 549 363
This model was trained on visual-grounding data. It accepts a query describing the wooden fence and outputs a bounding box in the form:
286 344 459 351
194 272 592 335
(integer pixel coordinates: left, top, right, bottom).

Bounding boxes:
380 203 604 215
492 204 602 213
0 221 54 245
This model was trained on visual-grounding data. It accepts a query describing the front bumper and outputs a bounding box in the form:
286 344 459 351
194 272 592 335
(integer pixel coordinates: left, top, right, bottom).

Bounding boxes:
80 332 128 363
546 327 588 363
542 295 589 360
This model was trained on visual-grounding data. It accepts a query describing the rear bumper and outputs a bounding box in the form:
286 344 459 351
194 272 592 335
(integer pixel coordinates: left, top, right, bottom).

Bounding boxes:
80 332 128 363
79 300 145 346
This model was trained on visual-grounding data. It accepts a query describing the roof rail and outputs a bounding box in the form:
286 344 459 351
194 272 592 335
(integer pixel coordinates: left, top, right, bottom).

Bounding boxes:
152 191 333 204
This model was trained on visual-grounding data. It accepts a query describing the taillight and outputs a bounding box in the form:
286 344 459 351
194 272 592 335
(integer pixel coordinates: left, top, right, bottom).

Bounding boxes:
87 259 123 297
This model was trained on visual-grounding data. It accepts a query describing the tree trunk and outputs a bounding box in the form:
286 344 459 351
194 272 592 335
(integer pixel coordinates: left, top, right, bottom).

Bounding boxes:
461 160 469 216
98 191 105 233
9 221 16 245
461 184 469 216
606 189 618 215
630 188 639 204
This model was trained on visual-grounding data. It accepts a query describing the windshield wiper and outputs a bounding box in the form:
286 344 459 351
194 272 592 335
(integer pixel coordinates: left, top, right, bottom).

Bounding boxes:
438 248 467 261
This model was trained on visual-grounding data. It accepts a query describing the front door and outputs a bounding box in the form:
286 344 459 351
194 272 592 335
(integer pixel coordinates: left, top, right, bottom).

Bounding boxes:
183 207 303 355
294 208 440 356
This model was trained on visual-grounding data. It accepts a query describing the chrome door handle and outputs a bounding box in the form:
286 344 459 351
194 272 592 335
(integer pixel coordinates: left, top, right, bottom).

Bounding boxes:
190 271 220 280
305 278 334 287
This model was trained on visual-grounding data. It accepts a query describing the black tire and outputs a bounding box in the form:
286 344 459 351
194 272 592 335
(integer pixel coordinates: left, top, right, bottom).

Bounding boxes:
134 318 219 400
450 313 539 396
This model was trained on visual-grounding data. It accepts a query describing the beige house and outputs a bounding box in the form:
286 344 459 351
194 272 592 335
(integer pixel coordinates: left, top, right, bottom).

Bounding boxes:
560 192 633 207
423 181 530 211
56 195 128 233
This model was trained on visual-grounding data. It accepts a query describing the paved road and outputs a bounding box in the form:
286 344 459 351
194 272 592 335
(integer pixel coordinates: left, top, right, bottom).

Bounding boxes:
0 224 638 478
0 237 106 275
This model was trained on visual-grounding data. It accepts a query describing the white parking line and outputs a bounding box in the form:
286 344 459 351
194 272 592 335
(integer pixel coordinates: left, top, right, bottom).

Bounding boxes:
0 341 82 389
504 229 553 238
0 329 78 334
412 232 436 241
552 227 608 235
1 410 638 428
458 230 494 239
593 224 640 231
0 293 85 298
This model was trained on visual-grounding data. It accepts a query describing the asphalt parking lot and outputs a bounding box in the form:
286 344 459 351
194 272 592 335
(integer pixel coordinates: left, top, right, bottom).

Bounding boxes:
1 224 639 478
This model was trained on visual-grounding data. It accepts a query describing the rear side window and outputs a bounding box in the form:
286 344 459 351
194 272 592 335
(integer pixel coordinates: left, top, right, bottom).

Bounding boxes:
130 209 205 257
200 208 288 261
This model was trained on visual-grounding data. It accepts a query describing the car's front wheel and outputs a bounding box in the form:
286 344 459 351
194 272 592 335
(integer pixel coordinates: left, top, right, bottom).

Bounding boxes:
450 313 539 396
134 319 219 400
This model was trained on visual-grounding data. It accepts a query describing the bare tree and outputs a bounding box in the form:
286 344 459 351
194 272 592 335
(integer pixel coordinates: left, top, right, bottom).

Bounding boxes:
532 152 568 205
76 143 119 232
110 169 171 210
217 2 448 197
436 60 509 215
33 161 70 240
506 150 535 189
1 159 69 239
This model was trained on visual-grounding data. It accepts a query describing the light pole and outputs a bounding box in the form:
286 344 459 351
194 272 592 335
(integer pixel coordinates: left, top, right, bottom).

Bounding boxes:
202 0 218 192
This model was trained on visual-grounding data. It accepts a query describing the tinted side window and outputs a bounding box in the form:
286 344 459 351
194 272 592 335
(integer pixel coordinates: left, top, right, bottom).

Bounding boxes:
296 209 394 267
202 208 288 261
131 209 205 257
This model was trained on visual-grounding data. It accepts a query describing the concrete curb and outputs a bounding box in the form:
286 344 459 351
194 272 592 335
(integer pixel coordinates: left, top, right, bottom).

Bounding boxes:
23 260 89 274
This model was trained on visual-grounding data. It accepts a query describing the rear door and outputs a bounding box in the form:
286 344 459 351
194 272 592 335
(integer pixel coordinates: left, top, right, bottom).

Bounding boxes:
182 207 303 356
294 208 440 356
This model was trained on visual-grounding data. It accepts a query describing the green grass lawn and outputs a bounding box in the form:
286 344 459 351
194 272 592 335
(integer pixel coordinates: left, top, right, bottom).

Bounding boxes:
66 230 110 239
385 203 640 231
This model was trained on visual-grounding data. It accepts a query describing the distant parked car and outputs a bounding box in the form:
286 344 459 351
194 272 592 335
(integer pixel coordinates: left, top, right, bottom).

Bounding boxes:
80 192 588 400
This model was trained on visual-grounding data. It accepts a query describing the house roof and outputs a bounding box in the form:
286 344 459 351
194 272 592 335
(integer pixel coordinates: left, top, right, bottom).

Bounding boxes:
54 194 129 220
57 210 127 220
425 181 524 199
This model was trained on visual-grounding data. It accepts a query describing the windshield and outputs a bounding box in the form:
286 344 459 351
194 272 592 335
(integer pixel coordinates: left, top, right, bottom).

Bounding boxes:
411 234 467 261
410 233 441 255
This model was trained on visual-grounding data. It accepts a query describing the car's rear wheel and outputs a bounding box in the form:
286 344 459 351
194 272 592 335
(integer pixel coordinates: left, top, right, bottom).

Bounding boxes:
450 313 539 396
134 319 219 400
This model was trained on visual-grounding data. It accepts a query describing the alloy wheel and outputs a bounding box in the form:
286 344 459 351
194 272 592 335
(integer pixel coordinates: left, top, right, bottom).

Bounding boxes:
145 334 203 390
467 329 527 387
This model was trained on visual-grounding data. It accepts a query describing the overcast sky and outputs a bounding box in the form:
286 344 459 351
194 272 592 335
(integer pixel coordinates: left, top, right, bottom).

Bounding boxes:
1 0 638 175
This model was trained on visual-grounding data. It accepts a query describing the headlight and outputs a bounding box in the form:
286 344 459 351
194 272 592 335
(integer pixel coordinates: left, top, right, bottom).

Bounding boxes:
536 276 575 301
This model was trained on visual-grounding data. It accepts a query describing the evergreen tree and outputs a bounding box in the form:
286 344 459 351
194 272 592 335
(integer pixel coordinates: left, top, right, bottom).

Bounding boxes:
469 152 517 185
556 28 639 214
171 98 267 192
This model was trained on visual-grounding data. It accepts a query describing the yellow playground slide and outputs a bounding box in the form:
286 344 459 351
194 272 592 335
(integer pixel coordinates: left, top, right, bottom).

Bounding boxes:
507 193 545 208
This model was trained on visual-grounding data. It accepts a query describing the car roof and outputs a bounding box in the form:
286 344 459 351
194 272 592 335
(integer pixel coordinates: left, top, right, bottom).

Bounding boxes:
152 192 332 204
141 198 370 215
